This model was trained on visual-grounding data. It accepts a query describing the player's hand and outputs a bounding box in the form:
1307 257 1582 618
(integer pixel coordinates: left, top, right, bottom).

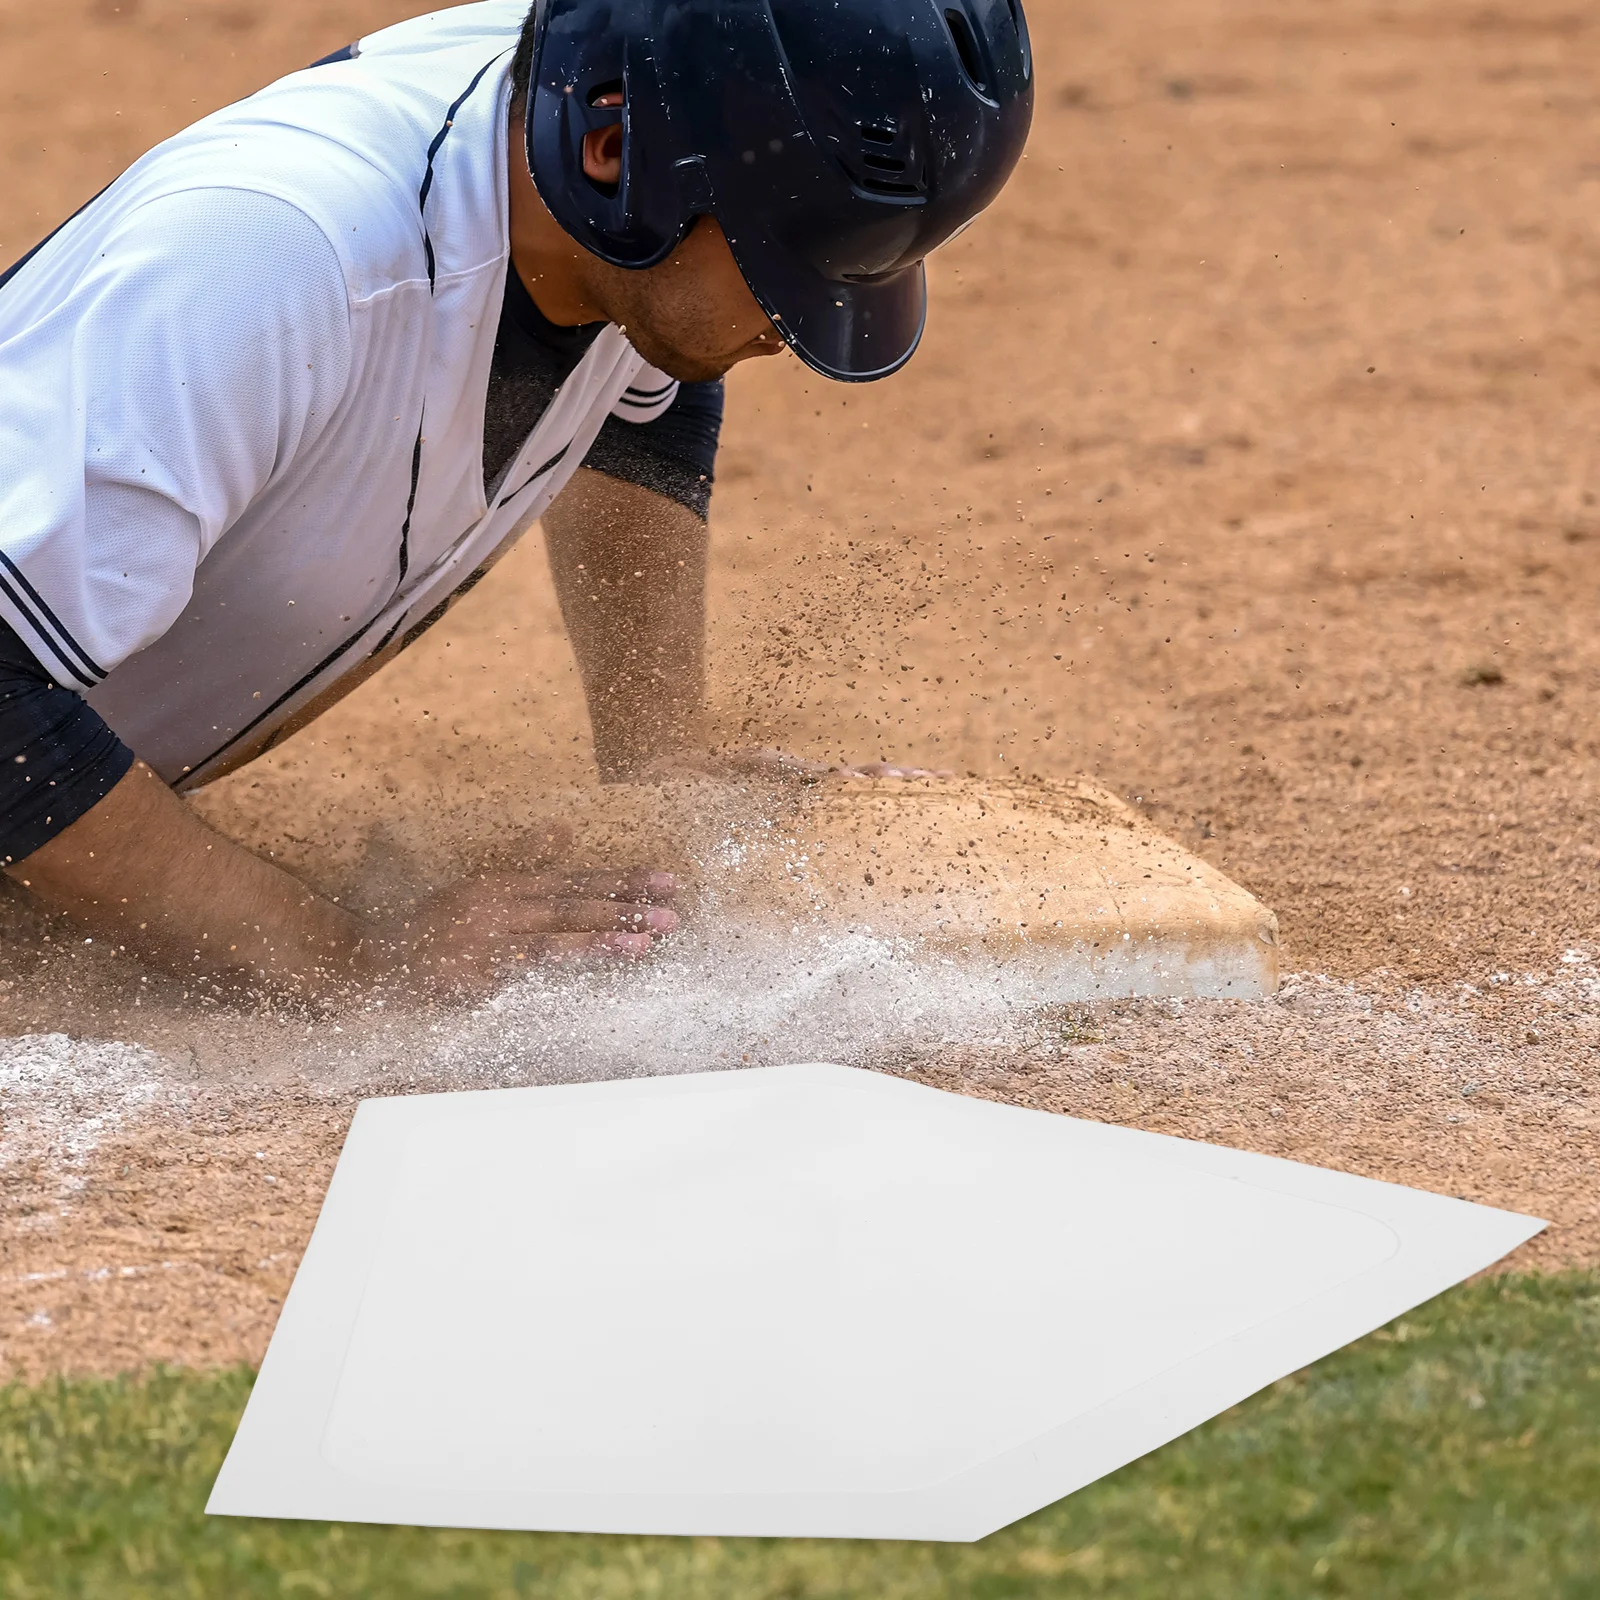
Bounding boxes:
635 747 952 786
356 867 679 998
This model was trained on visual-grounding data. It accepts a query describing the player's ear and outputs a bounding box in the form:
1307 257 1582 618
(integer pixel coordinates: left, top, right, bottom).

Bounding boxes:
581 91 624 190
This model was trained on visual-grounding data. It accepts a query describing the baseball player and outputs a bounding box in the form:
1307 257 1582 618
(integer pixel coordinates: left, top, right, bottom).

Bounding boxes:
0 0 1032 996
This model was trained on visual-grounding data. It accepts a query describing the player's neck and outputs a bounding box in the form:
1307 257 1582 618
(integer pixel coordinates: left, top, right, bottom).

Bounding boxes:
505 113 608 329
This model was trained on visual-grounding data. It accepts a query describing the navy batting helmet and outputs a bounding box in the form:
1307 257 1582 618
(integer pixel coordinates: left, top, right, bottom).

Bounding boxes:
524 0 1033 381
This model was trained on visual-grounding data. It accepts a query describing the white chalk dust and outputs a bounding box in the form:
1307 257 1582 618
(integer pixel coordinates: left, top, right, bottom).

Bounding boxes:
0 1035 169 1187
0 944 1593 1378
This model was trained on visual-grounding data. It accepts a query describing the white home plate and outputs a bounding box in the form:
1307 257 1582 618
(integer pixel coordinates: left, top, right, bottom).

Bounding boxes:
208 1065 1542 1542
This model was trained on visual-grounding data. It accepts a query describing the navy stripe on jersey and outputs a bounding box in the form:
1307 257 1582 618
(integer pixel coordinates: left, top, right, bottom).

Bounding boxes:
306 42 359 67
498 442 572 507
418 53 503 292
396 420 424 585
484 266 724 519
0 550 105 688
620 380 676 404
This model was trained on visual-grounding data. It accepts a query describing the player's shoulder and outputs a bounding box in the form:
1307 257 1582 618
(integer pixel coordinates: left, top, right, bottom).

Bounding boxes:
119 2 526 301
136 124 430 307
4 4 522 326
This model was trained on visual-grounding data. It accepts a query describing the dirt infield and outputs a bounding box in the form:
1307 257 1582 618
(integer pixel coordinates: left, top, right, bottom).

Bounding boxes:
2 0 1598 1378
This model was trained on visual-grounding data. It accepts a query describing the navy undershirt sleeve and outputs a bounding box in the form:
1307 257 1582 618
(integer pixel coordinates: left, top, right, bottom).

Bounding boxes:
583 378 724 518
483 268 725 519
0 618 135 867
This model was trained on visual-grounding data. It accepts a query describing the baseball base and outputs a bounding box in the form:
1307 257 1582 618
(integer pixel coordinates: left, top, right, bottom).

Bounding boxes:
550 774 1279 1001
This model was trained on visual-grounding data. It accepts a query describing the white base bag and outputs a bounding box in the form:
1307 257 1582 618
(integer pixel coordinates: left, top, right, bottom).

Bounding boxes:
208 1063 1542 1541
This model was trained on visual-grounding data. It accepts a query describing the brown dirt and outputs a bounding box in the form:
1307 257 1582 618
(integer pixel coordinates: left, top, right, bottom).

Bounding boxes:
2 0 1599 1379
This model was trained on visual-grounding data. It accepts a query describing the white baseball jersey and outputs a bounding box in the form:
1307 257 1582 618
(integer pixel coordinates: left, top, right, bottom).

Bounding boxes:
0 1 676 788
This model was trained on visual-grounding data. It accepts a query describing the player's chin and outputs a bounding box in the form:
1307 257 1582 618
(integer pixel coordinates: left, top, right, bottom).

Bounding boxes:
642 336 784 385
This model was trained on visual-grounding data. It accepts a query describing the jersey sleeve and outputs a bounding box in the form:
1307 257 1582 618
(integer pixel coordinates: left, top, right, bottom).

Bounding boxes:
584 373 725 519
0 188 352 690
610 363 680 424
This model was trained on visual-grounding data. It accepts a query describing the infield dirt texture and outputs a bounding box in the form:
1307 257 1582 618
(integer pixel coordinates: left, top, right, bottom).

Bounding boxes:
0 0 1597 1378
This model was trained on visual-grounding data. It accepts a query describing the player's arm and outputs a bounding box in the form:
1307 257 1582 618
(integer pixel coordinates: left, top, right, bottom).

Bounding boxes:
0 605 369 987
543 435 948 787
541 363 723 782
542 413 947 789
0 618 673 993
9 751 673 997
542 465 710 783
14 755 365 986
544 464 707 780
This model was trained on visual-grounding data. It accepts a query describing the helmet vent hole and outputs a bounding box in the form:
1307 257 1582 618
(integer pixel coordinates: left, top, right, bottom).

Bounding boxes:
943 8 988 92
586 78 624 108
860 175 923 196
849 115 925 196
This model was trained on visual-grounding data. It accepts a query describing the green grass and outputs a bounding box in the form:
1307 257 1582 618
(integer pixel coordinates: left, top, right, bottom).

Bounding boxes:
0 1274 1596 1600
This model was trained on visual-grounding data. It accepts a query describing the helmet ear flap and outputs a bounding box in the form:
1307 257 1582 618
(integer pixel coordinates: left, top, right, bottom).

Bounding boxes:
528 14 690 269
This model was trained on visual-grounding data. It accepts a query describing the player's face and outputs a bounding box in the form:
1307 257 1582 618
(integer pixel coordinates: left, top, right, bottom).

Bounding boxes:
587 217 785 385
570 99 783 382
